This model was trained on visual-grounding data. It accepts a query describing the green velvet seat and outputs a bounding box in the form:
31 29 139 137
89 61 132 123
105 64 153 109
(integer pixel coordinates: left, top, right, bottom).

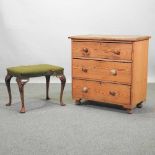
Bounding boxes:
7 64 64 77
5 64 66 113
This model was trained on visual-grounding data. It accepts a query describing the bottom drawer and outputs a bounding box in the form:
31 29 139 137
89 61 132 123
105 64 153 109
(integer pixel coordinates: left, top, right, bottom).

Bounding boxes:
73 79 131 105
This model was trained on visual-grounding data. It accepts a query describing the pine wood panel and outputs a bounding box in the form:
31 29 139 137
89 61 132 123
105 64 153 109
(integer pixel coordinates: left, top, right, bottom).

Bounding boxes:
72 41 132 60
131 40 149 107
72 59 131 84
69 35 151 42
73 79 131 105
69 35 150 113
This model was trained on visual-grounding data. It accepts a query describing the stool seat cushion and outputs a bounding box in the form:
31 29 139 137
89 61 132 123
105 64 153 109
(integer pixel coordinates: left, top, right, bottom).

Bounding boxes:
7 64 64 77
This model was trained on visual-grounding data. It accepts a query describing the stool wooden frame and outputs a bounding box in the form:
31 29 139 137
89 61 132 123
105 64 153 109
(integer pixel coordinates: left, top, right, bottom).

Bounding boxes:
5 72 66 113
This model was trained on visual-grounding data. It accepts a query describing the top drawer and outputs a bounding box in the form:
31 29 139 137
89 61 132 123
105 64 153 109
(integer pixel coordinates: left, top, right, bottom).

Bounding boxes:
72 41 132 61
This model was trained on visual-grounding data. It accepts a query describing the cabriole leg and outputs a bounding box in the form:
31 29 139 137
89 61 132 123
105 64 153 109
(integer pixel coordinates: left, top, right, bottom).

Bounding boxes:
45 75 50 100
5 73 13 106
59 75 66 106
16 78 29 113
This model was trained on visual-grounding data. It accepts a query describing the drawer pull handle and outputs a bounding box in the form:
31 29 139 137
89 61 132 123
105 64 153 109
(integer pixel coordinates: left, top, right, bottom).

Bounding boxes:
109 91 116 96
83 48 88 53
110 69 117 76
82 68 88 72
112 50 120 55
82 87 88 93
82 48 89 56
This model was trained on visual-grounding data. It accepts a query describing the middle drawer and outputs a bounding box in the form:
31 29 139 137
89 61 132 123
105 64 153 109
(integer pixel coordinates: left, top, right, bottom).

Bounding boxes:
72 59 131 84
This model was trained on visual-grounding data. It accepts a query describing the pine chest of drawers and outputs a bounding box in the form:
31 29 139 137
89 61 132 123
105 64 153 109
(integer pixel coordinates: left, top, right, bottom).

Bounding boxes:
69 35 150 113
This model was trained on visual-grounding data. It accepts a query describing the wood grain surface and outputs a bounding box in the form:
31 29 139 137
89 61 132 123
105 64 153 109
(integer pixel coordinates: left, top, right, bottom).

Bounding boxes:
69 35 151 42
72 41 132 60
131 40 149 107
73 79 131 105
70 35 150 112
73 59 131 84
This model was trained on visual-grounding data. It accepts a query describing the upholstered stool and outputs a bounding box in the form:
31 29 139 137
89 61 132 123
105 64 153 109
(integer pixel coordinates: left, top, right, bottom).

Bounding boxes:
5 64 66 113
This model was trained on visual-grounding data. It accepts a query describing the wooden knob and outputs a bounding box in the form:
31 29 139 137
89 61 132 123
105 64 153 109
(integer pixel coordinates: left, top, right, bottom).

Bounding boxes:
110 69 117 76
113 50 120 55
109 91 116 96
82 87 88 93
83 48 88 53
82 68 88 72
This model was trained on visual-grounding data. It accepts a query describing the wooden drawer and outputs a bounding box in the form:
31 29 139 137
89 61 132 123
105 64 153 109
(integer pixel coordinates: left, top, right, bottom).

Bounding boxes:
73 79 131 105
73 59 131 84
72 41 132 60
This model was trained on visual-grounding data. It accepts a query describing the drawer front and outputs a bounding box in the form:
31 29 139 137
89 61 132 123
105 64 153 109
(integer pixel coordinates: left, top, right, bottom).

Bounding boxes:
73 79 131 105
72 41 132 60
73 59 131 84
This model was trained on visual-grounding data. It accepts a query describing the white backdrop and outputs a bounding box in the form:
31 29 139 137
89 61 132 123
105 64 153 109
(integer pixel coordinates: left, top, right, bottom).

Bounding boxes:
0 0 155 83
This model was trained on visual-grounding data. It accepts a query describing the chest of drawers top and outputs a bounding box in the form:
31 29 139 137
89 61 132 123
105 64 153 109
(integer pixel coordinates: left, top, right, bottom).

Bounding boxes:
69 35 150 42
